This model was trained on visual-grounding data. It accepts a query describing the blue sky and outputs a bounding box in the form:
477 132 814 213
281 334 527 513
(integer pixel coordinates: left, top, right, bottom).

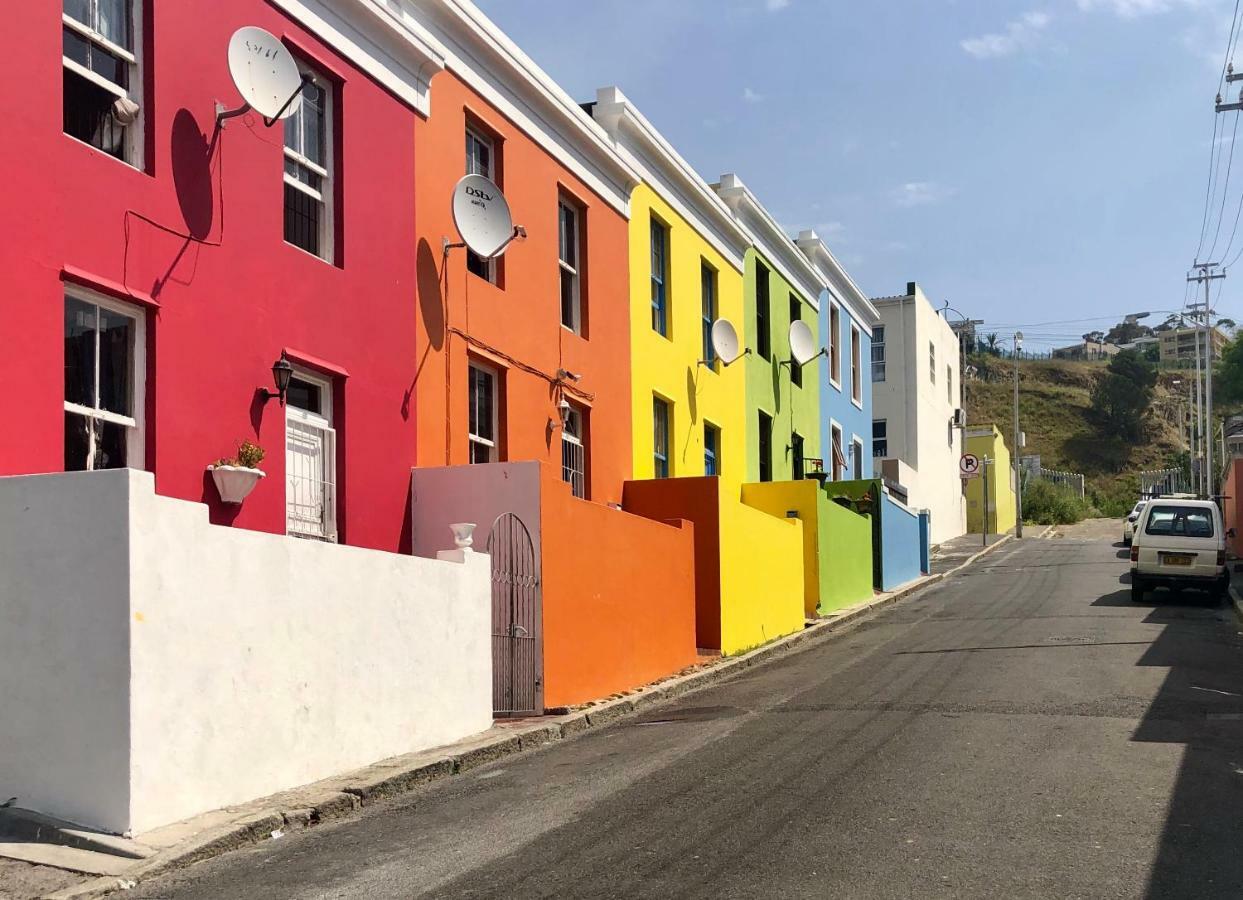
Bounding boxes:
474 0 1239 350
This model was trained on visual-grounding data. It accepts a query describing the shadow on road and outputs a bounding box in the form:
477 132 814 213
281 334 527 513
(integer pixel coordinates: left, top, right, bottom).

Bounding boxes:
1118 585 1243 898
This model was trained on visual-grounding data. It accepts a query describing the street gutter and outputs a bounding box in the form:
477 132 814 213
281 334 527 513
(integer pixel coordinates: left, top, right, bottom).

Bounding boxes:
40 529 1028 900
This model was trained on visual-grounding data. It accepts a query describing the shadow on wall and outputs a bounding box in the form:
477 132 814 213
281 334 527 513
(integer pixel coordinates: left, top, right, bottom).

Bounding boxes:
1125 589 1243 896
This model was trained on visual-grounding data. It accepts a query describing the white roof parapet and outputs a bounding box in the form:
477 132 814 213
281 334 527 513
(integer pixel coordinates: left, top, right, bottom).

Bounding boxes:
592 87 750 273
794 229 880 332
712 173 826 311
274 0 641 215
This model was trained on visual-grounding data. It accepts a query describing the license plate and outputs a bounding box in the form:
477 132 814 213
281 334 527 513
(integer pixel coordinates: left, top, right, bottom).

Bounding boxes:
1161 553 1194 567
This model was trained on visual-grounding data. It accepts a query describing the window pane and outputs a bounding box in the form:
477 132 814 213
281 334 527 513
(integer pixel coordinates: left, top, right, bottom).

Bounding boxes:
286 378 322 415
64 297 96 408
96 0 130 50
560 269 575 328
466 250 491 280
64 410 91 471
95 419 128 469
284 182 321 256
303 82 325 166
63 27 91 68
559 203 576 265
64 0 90 25
97 306 133 416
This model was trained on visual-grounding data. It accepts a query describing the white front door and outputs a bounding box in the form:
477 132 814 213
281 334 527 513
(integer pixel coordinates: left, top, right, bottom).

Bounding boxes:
285 373 336 541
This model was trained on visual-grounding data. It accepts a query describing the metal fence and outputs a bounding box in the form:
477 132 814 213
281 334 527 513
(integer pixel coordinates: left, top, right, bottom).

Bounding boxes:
1020 457 1085 497
1139 467 1191 498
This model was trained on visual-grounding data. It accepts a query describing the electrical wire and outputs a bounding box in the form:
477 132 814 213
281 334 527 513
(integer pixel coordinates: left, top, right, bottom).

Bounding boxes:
1195 0 1242 262
1208 111 1242 262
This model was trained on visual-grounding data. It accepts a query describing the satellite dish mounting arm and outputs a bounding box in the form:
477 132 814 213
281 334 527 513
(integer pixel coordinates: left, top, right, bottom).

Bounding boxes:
443 225 526 258
780 346 827 368
698 347 751 368
217 73 311 127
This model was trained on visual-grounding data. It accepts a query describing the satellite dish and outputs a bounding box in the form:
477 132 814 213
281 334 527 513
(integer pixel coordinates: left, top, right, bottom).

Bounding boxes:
225 27 304 122
711 318 744 366
452 174 515 258
789 320 820 366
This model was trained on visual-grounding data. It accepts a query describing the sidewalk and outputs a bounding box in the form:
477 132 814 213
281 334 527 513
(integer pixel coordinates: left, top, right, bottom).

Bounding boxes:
7 528 1024 900
931 529 1013 574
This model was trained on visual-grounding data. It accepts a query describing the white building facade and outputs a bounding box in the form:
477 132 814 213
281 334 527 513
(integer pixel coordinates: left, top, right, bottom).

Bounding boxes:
870 282 967 545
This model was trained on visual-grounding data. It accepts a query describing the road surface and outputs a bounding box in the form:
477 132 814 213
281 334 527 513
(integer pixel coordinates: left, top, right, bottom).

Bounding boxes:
132 520 1243 899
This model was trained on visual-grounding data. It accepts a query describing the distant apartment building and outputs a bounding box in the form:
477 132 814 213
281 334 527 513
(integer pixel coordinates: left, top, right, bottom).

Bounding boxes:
870 282 966 545
1158 326 1229 364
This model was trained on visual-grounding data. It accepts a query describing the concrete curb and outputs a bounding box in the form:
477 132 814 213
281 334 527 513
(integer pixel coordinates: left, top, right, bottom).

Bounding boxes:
40 530 1020 900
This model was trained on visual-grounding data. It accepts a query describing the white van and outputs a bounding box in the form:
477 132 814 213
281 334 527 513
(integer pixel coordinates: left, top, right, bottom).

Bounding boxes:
1130 499 1232 602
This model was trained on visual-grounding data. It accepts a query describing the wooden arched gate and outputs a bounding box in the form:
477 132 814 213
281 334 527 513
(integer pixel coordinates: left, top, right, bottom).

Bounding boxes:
487 512 542 716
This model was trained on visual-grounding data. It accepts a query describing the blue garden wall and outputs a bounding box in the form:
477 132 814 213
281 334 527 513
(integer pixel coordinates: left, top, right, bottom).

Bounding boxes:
880 493 923 590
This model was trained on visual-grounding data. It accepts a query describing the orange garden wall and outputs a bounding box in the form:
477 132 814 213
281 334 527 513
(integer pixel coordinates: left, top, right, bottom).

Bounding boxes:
540 476 697 709
1224 459 1243 559
622 477 723 649
413 70 633 505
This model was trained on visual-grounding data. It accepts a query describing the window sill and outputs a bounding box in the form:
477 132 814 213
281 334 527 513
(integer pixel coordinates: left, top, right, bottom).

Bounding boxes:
63 132 148 176
828 377 842 392
851 396 864 410
284 239 337 268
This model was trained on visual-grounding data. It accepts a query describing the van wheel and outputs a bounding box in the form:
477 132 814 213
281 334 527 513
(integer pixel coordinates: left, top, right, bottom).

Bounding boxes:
1131 579 1145 602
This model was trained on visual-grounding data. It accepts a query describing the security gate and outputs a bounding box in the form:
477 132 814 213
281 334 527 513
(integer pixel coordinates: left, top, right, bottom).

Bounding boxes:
488 513 542 716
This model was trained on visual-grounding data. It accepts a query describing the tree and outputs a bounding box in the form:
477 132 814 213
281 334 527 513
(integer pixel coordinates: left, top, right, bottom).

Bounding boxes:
1090 349 1156 442
1215 336 1243 404
1104 321 1153 345
982 332 1000 356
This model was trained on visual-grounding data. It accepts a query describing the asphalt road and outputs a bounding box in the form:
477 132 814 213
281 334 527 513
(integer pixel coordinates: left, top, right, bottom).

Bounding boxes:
132 520 1243 899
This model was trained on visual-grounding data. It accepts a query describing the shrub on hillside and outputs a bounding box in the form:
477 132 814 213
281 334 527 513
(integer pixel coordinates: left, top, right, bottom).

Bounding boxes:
1023 478 1092 525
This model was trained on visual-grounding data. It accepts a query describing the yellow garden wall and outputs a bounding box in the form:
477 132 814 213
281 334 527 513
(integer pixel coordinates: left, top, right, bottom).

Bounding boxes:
719 483 805 654
965 425 1017 534
627 184 747 489
741 480 821 618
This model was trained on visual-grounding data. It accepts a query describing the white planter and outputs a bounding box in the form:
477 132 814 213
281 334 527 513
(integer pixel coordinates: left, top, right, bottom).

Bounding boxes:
208 465 265 504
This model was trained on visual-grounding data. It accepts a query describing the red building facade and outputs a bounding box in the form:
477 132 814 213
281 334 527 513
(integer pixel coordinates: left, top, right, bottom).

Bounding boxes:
1 1 426 552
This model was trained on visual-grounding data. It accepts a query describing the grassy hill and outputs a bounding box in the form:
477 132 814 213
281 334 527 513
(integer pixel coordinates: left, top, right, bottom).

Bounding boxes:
964 357 1197 511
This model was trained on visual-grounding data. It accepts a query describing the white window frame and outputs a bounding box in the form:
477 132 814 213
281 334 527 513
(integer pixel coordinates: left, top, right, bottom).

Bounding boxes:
63 286 146 470
285 368 337 541
558 198 581 334
830 420 845 482
850 324 863 409
851 435 864 480
468 361 500 464
62 1 144 169
872 419 888 458
465 125 497 283
283 61 334 264
653 395 671 478
828 302 842 390
561 402 586 498
947 364 953 405
871 326 886 383
929 341 936 384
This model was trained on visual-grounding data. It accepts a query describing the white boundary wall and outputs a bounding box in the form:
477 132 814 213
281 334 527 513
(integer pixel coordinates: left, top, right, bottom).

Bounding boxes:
0 469 492 835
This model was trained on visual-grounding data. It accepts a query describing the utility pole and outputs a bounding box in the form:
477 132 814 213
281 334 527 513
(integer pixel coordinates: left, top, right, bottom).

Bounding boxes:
1187 263 1224 497
1013 332 1024 538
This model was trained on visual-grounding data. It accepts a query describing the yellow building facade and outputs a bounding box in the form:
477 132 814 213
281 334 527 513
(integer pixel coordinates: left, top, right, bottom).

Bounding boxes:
964 424 1017 534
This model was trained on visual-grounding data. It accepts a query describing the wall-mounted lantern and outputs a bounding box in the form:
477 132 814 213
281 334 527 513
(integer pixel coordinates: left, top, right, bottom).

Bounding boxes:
260 351 295 406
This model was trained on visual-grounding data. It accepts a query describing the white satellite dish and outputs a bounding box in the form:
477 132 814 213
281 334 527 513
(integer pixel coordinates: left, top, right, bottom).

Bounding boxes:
452 174 516 259
789 320 821 366
221 27 304 124
710 318 746 366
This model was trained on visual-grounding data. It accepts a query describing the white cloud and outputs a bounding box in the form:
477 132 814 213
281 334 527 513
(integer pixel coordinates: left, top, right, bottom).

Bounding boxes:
890 182 955 207
765 0 790 10
742 86 764 103
1076 0 1204 18
961 10 1052 59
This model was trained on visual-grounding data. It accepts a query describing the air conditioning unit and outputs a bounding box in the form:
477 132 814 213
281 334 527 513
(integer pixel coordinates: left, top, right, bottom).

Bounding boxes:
951 408 966 428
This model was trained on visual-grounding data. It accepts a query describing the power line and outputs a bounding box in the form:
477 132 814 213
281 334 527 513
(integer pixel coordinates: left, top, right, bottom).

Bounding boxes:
1196 0 1242 260
1208 111 1242 262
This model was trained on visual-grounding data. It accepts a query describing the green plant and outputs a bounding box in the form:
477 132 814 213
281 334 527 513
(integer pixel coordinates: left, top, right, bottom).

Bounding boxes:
1022 479 1092 525
216 440 265 470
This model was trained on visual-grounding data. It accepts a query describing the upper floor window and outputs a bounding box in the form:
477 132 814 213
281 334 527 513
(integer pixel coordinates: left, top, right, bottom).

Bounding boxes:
929 341 937 383
558 198 582 333
651 219 669 336
792 432 805 480
829 303 841 385
561 401 586 498
704 421 720 476
653 396 670 477
284 63 334 262
758 410 773 482
871 326 886 382
850 325 862 406
789 293 802 387
872 419 887 458
947 364 953 404
63 0 143 167
830 423 845 481
701 262 717 365
468 362 501 464
64 290 145 471
465 126 496 282
755 262 771 360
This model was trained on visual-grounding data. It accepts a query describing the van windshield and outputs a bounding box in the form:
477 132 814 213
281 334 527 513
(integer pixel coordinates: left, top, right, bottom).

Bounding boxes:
1144 505 1215 538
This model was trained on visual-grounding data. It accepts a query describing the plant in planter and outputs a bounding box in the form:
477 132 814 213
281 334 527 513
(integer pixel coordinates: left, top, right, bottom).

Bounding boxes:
208 440 267 504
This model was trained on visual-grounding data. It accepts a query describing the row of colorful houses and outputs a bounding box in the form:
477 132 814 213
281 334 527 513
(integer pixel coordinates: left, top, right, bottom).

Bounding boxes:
0 0 1013 835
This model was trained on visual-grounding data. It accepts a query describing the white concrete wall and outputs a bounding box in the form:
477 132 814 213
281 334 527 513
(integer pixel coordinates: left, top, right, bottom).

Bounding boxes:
872 286 966 545
0 472 133 832
0 469 492 835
